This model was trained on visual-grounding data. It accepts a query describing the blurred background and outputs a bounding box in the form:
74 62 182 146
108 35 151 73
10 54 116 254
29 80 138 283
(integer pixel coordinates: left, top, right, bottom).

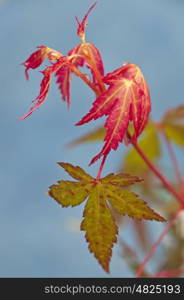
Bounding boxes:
1 0 184 277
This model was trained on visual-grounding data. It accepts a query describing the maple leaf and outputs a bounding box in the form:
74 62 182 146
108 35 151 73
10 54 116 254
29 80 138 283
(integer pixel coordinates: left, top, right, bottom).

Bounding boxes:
19 58 67 120
73 3 105 94
55 41 104 106
79 43 105 93
55 64 71 108
49 162 165 272
55 45 85 107
81 185 118 272
76 63 151 165
161 105 184 147
22 46 62 80
76 2 97 42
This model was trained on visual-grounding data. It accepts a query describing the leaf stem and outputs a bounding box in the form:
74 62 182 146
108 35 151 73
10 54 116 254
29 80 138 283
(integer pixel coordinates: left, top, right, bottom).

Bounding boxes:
160 129 184 186
96 155 107 180
135 209 181 277
132 141 184 205
67 61 99 95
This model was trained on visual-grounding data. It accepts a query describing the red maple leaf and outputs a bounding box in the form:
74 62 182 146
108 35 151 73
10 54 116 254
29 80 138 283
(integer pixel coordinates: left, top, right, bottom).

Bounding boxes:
76 63 151 164
22 46 62 80
55 42 104 107
76 2 97 42
79 42 104 94
19 58 67 120
55 41 105 107
55 45 85 108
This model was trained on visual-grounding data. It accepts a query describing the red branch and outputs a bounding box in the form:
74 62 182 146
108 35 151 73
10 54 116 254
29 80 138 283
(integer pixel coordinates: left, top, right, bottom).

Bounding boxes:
132 141 184 205
160 129 184 186
136 209 181 278
96 155 107 180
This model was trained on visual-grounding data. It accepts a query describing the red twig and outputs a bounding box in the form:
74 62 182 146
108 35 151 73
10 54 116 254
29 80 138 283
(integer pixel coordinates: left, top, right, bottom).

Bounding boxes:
67 61 99 95
132 141 184 205
161 130 183 186
96 155 107 180
136 209 181 277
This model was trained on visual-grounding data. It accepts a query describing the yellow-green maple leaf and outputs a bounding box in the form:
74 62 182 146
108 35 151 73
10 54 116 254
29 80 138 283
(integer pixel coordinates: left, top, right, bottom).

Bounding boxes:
105 185 162 221
81 184 117 272
48 162 165 272
57 162 93 182
161 105 184 147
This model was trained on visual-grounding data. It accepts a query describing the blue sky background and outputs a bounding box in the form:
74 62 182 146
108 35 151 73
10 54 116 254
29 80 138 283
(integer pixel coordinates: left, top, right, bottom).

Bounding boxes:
1 0 184 277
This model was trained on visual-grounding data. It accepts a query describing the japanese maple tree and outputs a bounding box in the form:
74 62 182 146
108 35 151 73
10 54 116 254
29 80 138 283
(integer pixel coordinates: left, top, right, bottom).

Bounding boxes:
19 3 184 277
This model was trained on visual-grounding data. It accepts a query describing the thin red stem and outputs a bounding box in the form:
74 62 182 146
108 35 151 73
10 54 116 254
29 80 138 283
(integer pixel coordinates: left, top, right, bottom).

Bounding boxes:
136 209 181 278
67 61 99 95
161 130 183 186
96 155 107 180
132 141 184 205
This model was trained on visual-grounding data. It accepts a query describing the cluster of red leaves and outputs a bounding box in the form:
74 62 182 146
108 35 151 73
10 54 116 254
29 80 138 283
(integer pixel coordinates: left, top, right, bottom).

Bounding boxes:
19 3 151 165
